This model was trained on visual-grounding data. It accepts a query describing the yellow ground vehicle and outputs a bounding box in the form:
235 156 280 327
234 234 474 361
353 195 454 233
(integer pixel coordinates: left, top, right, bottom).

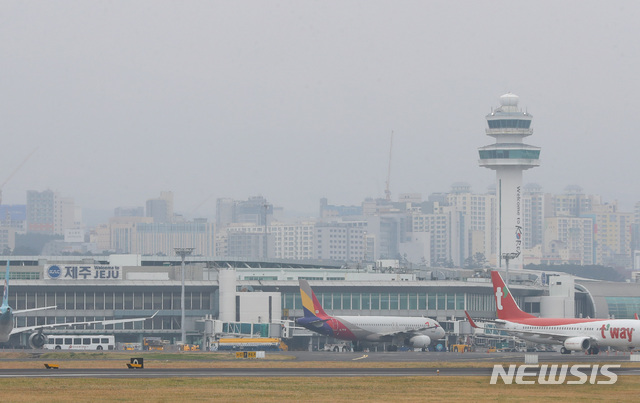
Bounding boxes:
179 344 200 351
450 344 471 353
216 337 287 351
144 337 165 351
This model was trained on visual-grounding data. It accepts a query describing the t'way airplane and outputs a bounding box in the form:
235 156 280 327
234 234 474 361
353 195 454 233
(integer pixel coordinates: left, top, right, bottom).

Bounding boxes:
465 271 640 354
296 279 445 351
1 262 156 348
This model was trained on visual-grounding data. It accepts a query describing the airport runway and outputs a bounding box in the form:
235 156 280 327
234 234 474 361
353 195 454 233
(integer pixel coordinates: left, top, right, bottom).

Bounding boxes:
0 350 638 378
285 351 638 363
1 366 640 379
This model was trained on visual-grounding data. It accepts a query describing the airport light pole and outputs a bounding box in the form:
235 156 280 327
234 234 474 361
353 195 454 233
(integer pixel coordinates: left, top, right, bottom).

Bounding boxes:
175 247 194 345
501 252 520 288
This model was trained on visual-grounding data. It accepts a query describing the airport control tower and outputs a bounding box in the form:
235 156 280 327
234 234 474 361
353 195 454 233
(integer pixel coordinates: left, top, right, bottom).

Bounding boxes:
479 93 540 270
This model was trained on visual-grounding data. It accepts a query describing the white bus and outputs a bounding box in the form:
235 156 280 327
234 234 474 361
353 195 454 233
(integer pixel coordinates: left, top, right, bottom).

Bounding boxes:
44 335 116 351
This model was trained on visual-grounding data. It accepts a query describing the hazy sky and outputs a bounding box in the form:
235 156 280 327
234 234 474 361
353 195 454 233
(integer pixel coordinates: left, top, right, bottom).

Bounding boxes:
2 1 639 220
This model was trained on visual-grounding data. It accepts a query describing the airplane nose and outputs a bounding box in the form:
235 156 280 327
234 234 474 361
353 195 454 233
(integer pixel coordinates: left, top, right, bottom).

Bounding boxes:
438 327 445 339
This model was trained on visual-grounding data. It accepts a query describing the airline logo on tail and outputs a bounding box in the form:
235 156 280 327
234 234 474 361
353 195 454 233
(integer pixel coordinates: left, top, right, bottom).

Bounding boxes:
298 279 328 319
491 271 534 320
495 285 512 311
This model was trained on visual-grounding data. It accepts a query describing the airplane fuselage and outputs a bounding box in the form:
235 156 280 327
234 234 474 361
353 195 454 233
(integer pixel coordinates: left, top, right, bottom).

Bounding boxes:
497 317 640 350
299 315 444 343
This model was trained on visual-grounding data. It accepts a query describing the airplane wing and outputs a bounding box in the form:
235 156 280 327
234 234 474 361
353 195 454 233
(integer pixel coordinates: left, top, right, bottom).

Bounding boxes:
9 311 158 336
13 306 57 315
378 324 440 338
464 311 581 343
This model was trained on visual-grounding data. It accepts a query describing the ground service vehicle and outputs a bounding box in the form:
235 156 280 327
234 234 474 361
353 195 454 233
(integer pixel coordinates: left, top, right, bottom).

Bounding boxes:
322 342 351 352
216 338 287 351
450 344 471 352
144 337 165 351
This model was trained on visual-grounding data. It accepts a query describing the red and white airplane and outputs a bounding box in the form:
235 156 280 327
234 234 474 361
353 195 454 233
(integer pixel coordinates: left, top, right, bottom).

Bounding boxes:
465 271 640 354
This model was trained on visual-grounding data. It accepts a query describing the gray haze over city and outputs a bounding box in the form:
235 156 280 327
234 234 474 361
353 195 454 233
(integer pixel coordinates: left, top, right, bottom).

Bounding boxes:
2 1 639 224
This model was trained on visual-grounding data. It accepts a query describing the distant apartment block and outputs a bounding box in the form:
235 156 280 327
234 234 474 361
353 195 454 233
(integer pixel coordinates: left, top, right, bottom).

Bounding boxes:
135 220 215 256
146 191 174 224
0 227 16 253
542 216 594 265
585 202 632 267
0 205 26 232
522 183 547 249
411 212 449 265
271 222 315 260
26 190 80 235
91 216 214 256
315 222 365 262
446 185 495 264
552 186 599 217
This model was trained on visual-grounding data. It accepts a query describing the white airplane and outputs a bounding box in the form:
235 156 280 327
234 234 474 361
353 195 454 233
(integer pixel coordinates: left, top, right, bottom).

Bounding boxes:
0 262 156 348
465 271 640 354
296 279 445 351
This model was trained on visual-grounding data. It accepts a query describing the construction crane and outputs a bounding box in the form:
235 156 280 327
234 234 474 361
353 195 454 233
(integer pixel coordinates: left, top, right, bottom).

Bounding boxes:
384 131 394 202
0 147 38 205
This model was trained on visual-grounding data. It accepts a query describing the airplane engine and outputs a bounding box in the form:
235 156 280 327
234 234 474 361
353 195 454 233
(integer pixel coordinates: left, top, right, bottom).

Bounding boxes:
563 336 591 352
408 335 431 349
29 332 48 349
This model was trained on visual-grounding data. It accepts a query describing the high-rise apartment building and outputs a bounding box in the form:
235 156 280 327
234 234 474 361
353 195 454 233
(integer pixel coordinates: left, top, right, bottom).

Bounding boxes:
553 186 599 217
543 216 594 265
411 212 449 265
315 222 365 262
522 183 547 249
446 184 495 263
26 190 79 235
585 202 632 267
146 191 174 223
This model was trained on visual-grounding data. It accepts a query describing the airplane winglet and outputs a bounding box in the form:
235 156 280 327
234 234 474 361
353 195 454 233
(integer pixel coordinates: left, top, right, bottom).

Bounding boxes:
635 313 639 321
465 310 479 329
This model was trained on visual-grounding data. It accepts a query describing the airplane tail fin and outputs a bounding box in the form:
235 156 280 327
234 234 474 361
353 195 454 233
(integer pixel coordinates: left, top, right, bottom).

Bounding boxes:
464 310 479 329
491 271 535 320
2 262 9 310
299 279 329 319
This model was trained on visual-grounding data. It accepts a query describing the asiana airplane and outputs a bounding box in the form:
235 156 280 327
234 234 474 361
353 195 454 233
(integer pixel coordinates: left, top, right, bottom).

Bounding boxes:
466 271 640 354
296 279 445 351
0 262 156 348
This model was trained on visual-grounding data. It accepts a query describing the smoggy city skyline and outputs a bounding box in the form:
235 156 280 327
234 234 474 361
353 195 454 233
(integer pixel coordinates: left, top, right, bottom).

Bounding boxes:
2 1 639 218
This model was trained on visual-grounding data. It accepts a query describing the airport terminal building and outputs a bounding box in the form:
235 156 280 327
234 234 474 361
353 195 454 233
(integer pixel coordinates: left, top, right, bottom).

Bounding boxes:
3 255 639 349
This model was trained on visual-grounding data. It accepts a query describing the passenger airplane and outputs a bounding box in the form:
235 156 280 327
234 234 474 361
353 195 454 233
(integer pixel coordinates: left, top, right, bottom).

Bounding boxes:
296 279 445 351
465 271 640 354
1 262 156 348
